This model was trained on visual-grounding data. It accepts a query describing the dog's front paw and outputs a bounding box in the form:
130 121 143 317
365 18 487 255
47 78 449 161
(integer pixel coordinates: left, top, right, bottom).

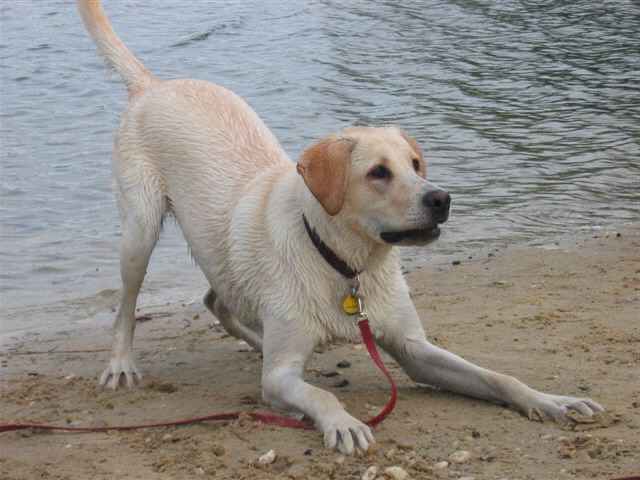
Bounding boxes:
99 354 142 389
521 392 604 423
319 411 375 455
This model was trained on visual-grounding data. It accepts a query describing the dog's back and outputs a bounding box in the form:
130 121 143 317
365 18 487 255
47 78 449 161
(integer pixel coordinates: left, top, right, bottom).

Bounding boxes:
116 78 289 221
79 0 291 265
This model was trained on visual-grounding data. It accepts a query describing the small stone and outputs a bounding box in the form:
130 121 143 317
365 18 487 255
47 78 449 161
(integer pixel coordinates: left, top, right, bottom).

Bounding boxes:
384 448 397 459
433 461 448 469
147 381 178 393
211 444 226 456
479 449 497 462
335 455 345 465
316 462 336 475
321 370 340 377
362 465 378 480
384 465 409 480
195 467 205 475
558 443 576 459
65 443 72 449
333 378 350 388
337 360 351 368
287 464 306 479
452 260 461 266
365 403 381 412
162 433 173 442
449 450 471 464
240 395 258 405
396 439 413 450
411 459 432 473
258 449 277 465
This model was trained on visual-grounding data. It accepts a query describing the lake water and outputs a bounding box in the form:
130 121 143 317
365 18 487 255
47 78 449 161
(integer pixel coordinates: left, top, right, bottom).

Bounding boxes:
1 1 639 337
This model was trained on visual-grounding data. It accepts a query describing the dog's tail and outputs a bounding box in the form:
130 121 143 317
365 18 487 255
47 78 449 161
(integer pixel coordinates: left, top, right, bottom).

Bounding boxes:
77 0 156 96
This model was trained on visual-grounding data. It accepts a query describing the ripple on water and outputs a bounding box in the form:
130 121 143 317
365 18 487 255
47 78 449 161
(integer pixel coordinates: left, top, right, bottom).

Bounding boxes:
0 0 638 329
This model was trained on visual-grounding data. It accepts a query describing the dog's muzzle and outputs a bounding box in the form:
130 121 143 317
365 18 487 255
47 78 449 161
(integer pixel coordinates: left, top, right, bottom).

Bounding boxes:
380 190 451 245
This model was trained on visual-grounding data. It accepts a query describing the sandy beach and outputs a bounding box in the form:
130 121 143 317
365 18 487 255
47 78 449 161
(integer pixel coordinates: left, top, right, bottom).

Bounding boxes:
1 226 638 480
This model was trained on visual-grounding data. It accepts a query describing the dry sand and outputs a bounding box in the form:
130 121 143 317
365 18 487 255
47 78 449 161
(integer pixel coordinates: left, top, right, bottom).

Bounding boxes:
1 226 639 479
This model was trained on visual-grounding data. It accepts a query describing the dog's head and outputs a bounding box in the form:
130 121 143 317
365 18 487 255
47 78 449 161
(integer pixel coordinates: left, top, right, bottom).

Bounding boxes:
297 126 450 246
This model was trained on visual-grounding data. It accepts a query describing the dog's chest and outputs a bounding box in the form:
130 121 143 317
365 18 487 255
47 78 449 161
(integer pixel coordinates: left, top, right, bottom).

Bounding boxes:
306 273 405 344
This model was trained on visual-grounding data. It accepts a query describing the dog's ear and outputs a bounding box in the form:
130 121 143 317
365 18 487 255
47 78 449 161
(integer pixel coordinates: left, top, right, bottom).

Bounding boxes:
297 137 355 216
399 129 425 178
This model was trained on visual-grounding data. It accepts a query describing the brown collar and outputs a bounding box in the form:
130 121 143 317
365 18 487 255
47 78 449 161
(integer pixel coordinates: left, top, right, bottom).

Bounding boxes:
302 214 360 280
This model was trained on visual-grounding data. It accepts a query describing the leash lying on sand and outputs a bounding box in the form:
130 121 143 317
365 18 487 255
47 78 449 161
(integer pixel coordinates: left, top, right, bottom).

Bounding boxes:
0 317 396 434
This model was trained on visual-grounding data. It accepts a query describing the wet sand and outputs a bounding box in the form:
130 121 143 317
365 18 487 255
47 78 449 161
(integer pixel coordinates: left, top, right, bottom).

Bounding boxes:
1 226 639 479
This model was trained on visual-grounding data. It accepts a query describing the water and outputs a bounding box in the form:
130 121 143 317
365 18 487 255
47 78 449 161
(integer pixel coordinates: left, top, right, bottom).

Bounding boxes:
1 1 639 336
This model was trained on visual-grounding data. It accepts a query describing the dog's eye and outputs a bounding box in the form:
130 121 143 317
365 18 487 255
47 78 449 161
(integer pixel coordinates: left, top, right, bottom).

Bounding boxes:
368 165 392 180
412 158 420 172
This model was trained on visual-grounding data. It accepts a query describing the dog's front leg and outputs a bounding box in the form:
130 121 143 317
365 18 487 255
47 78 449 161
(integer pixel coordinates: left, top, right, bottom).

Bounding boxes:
380 304 604 422
261 319 374 454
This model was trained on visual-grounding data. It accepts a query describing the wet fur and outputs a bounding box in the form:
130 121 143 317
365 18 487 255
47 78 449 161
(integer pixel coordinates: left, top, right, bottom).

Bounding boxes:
78 0 604 456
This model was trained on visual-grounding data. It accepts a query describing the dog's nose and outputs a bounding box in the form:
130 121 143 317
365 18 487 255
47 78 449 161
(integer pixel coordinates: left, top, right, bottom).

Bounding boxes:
422 190 451 223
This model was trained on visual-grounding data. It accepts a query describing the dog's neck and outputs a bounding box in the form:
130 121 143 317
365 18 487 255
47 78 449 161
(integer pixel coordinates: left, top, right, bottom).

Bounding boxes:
300 189 392 277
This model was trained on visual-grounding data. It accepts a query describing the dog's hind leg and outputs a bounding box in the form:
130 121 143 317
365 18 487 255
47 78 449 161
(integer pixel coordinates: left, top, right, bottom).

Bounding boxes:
99 173 164 389
204 288 263 352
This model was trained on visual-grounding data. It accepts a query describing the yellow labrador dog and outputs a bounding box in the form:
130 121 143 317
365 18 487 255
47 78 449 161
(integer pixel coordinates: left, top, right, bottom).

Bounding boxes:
79 0 603 454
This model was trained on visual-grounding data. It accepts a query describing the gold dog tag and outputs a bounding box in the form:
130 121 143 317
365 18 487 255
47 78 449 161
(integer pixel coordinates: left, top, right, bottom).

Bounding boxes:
342 294 360 315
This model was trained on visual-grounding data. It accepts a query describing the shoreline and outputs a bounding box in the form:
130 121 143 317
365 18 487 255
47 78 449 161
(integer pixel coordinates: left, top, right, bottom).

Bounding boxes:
1 225 639 479
2 222 634 343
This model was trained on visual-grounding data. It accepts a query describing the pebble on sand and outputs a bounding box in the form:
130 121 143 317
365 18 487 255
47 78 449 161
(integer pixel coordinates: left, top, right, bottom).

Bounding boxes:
449 450 472 464
384 465 409 480
257 449 277 465
361 465 378 480
286 464 306 479
433 461 449 469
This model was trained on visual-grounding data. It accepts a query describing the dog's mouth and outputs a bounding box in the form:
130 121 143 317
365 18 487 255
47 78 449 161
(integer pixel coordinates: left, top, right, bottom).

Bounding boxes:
380 225 441 245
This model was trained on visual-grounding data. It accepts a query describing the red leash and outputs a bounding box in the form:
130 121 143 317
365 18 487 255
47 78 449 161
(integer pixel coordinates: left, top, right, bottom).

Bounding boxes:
0 319 396 434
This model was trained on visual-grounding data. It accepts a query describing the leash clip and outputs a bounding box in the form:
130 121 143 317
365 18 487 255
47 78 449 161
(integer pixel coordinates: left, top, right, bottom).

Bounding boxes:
349 274 361 296
343 274 367 321
351 274 368 323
